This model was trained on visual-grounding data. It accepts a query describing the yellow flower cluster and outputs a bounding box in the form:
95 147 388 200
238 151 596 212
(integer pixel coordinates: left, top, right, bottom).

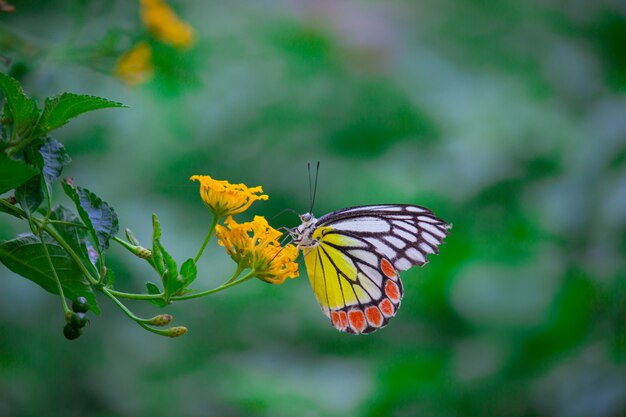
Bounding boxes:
216 216 299 284
115 0 195 85
115 42 154 86
140 0 195 49
190 175 268 219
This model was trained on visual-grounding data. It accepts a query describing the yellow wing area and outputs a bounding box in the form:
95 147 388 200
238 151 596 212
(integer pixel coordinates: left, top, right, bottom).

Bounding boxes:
304 227 365 315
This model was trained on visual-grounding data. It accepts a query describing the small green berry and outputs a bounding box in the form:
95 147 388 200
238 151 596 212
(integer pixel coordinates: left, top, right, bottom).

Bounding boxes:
72 297 89 313
63 324 82 340
68 312 89 329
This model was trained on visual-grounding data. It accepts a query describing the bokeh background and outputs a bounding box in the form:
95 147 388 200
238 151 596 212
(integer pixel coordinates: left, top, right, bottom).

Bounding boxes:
1 0 626 416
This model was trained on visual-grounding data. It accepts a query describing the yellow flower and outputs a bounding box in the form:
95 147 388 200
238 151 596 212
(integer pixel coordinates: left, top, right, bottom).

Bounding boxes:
115 42 154 85
140 0 195 49
190 175 268 218
216 216 299 284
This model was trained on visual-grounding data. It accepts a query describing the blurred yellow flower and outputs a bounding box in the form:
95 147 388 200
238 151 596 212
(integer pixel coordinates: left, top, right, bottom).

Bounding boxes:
140 0 195 49
115 42 154 85
216 216 299 284
190 175 268 218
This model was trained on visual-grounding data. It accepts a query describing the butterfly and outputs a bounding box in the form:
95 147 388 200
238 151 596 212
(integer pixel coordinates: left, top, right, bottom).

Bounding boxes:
289 204 450 334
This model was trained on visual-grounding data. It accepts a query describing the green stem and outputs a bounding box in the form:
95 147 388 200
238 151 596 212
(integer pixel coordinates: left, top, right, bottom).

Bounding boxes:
225 264 245 284
171 269 255 301
194 215 219 263
112 236 159 273
107 289 163 300
113 236 136 252
37 229 70 314
34 218 99 285
99 286 147 321
0 198 25 218
48 219 88 229
99 286 178 337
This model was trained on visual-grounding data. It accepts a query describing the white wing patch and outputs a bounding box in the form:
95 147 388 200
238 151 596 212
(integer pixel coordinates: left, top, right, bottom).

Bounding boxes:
365 237 396 260
349 249 379 267
332 218 391 233
358 264 383 286
317 204 451 272
386 236 406 249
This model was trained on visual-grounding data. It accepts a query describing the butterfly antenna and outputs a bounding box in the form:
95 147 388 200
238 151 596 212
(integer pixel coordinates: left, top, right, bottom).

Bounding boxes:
309 161 320 213
270 208 300 223
307 161 313 210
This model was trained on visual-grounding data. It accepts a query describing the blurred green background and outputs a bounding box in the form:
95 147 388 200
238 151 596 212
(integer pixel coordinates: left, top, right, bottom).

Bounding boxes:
1 0 626 416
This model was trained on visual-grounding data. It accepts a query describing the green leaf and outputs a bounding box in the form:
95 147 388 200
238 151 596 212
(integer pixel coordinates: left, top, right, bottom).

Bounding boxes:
0 152 39 194
38 93 126 134
15 174 43 215
0 233 100 314
163 247 184 297
39 137 71 183
105 267 116 287
0 72 39 136
151 214 165 275
49 205 94 274
62 182 119 252
146 281 161 294
150 214 184 298
180 258 197 287
146 281 167 308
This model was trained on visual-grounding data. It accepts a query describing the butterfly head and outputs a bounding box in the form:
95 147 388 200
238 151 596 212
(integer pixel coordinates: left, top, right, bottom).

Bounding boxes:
288 212 319 250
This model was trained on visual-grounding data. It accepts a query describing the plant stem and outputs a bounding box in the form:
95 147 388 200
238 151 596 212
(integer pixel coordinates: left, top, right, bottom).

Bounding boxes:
107 289 163 300
37 229 70 314
99 286 147 321
48 219 88 229
171 269 255 301
34 218 99 285
0 198 25 218
194 215 219 263
99 286 178 337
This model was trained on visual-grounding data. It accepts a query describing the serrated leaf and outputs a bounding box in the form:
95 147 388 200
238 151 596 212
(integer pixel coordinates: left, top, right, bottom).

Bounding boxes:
0 152 39 194
39 137 71 183
49 205 94 274
0 72 39 135
15 174 43 215
38 93 126 134
62 182 119 252
180 258 197 287
146 281 167 307
0 233 100 314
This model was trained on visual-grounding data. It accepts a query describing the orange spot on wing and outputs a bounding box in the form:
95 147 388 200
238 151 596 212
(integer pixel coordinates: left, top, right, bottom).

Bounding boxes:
379 299 395 317
385 280 400 303
348 310 367 334
338 311 348 329
381 258 397 279
331 310 348 331
365 306 383 327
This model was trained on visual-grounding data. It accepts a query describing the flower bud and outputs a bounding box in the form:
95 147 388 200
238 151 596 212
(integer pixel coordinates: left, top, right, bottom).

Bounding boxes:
134 246 152 259
149 314 173 326
166 326 188 338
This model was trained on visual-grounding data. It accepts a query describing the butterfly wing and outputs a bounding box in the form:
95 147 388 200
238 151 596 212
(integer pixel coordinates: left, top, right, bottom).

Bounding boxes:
305 204 450 334
304 229 403 334
317 204 451 271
